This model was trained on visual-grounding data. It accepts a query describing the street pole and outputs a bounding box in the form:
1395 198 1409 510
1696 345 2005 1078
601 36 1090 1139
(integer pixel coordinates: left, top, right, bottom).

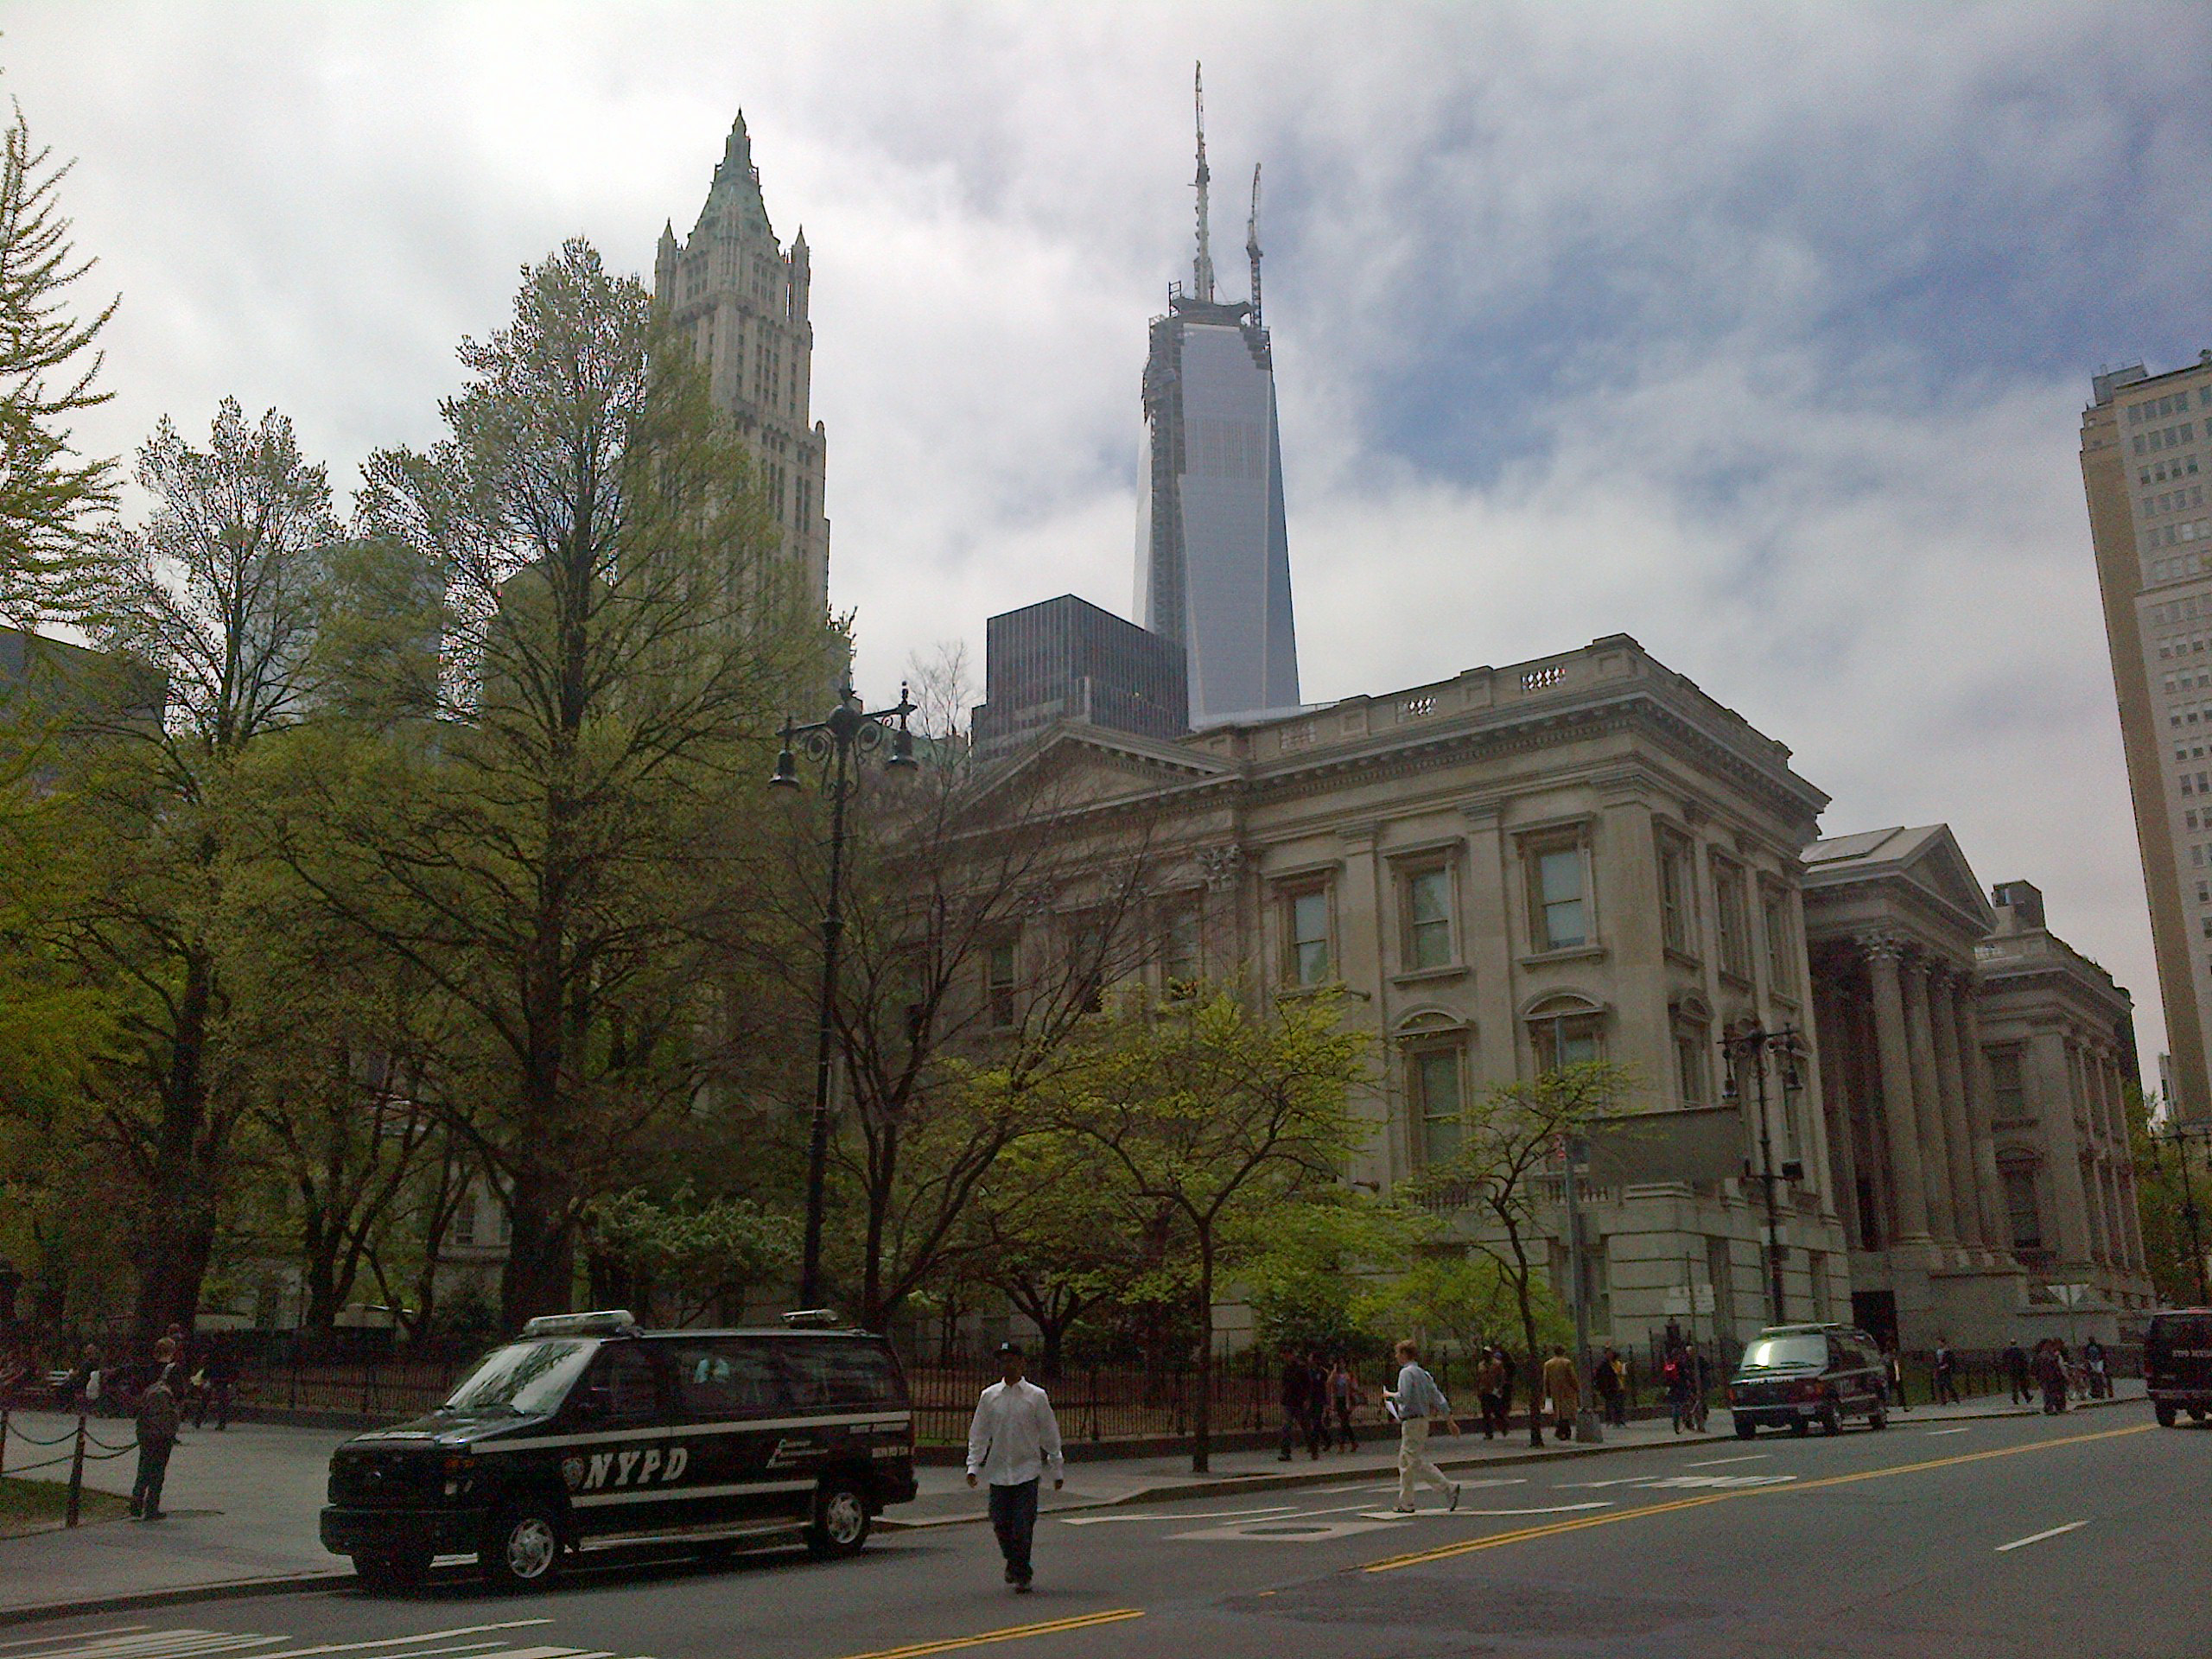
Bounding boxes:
1560 1131 1603 1444
2178 1128 2210 1306
1752 1052 1785 1325
771 679 917 1316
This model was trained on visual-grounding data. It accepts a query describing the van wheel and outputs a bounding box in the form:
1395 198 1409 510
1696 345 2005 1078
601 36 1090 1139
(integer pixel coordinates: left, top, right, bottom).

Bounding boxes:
1734 1419 1755 1440
1789 1418 1810 1437
2190 1407 2207 1425
482 1500 563 1589
1819 1404 1842 1437
805 1480 870 1559
352 1551 429 1592
2155 1402 2177 1427
1870 1408 1888 1431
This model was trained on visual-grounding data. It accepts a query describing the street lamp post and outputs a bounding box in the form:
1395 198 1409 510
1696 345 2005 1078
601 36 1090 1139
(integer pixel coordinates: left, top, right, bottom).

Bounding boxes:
770 676 917 1310
2152 1121 2212 1306
1721 1025 1808 1326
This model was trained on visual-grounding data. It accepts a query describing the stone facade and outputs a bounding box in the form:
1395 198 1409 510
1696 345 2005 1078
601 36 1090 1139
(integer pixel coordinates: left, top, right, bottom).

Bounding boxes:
976 633 1854 1351
1804 832 2151 1348
655 116 830 613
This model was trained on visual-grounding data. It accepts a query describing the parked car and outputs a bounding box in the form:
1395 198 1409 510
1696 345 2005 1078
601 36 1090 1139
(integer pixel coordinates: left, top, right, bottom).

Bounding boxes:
2145 1309 2212 1427
321 1309 918 1590
1726 1323 1890 1437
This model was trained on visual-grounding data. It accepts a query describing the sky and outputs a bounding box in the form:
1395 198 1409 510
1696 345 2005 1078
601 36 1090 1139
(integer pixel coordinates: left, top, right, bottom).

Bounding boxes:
10 1 2212 1087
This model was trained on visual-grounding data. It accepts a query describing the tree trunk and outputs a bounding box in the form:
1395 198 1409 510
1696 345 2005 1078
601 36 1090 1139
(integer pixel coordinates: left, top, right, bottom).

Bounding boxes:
1512 1235 1543 1448
1191 1231 1214 1474
500 1173 575 1328
130 952 222 1356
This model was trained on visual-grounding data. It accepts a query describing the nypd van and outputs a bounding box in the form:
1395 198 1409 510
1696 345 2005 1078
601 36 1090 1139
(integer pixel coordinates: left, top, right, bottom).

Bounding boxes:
320 1311 918 1590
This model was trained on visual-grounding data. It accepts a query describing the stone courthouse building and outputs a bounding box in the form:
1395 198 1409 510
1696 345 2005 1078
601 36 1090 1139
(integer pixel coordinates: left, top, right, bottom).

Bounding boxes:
982 633 1859 1350
978 633 2154 1353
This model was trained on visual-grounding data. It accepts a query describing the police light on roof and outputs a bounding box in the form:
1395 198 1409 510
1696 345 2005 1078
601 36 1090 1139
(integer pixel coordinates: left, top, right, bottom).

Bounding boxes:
519 1310 639 1338
781 1308 845 1328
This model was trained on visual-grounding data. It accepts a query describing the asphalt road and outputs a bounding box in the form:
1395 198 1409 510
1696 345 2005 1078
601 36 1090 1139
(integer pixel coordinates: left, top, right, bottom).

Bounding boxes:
10 1408 2200 1659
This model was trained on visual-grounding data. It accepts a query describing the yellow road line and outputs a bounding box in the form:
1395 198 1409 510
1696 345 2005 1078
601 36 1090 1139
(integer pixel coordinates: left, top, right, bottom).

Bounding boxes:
1363 1421 2152 1573
836 1608 1145 1659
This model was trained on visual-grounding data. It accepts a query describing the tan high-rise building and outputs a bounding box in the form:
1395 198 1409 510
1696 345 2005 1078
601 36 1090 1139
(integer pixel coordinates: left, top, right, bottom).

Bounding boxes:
2082 351 2212 1121
655 116 830 612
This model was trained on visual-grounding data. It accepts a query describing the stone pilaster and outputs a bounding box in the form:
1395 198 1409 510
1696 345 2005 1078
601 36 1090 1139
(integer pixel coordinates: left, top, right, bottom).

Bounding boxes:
1902 957 1957 1245
1956 983 2009 1251
1929 966 1985 1250
1864 938 1932 1243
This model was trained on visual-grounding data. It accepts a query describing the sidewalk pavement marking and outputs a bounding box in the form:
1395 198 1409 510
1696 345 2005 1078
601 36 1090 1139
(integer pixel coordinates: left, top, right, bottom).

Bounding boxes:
835 1608 1143 1659
1059 1507 1298 1526
0 1633 149 1656
1996 1520 2088 1553
3 1636 280 1659
244 1624 555 1659
1362 1421 2152 1573
1682 1454 1768 1467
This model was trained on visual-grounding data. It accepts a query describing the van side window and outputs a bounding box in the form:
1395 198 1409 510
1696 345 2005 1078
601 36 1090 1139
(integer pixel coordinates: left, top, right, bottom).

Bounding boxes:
780 1341 906 1410
664 1338 790 1421
581 1344 662 1425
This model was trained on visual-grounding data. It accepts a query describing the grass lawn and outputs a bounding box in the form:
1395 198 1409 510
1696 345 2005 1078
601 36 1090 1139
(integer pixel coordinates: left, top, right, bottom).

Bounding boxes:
0 1474 132 1536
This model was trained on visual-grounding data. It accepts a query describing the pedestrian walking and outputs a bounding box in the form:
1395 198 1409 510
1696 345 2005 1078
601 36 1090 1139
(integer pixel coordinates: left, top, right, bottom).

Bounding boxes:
130 1365 181 1520
1383 1338 1461 1514
2002 1338 2031 1405
1327 1355 1359 1451
1885 1346 1910 1410
1592 1347 1626 1428
1607 1350 1630 1427
1664 1346 1691 1433
191 1345 236 1431
2033 1338 2068 1414
2083 1337 2111 1401
1474 1348 1507 1440
62 1343 100 1414
1276 1347 1315 1461
1933 1340 1961 1407
1541 1344 1580 1441
964 1342 1064 1593
1490 1345 1517 1439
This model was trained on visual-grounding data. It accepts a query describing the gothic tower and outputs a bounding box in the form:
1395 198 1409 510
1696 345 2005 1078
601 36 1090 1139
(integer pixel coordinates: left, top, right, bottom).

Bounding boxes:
656 115 830 611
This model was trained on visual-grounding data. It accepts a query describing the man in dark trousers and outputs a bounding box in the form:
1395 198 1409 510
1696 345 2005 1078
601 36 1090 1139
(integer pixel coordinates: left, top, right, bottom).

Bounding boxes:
2003 1338 2031 1405
966 1343 1064 1593
130 1366 181 1519
1933 1339 1961 1406
1276 1348 1313 1460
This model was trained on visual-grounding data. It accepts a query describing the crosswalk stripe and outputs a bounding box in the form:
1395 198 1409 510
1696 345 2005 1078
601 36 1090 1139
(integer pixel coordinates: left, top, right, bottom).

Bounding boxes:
0 1631 149 1656
245 1624 555 1659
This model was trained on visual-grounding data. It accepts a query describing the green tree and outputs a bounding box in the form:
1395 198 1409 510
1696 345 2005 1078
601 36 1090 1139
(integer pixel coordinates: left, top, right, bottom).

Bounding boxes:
1404 1060 1630 1447
293 238 821 1325
1049 986 1369 1471
587 1186 798 1326
0 103 118 623
16 401 340 1348
2133 1089 2209 1306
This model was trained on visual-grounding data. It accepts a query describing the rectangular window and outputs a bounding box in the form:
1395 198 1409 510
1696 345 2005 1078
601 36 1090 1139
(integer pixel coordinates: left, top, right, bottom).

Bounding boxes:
1711 855 1751 980
1675 1030 1708 1105
2002 1166 2044 1251
985 941 1017 1028
451 1195 476 1248
1160 906 1200 996
1987 1046 2026 1120
1657 830 1696 957
1532 845 1588 950
1762 887 1794 993
1533 1016 1602 1073
1287 888 1332 987
1410 1046 1464 1164
1405 866 1454 970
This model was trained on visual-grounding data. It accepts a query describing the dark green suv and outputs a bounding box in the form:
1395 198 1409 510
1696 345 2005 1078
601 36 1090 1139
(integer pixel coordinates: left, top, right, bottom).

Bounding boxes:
2146 1309 2212 1427
1726 1323 1890 1438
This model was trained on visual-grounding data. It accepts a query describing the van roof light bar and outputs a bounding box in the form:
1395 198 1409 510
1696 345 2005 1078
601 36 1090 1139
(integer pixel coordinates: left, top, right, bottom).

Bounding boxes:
520 1310 640 1338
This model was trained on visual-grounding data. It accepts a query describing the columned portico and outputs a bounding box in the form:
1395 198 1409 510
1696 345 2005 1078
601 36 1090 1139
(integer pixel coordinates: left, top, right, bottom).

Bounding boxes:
1863 938 1933 1243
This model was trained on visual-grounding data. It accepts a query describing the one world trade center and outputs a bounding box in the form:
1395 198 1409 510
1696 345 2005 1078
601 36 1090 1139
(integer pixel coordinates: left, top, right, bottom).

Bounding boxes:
1136 67 1300 725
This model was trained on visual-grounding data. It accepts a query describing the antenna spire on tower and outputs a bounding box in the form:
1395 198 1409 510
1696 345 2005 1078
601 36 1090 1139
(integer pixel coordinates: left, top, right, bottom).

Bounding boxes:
1192 61 1215 302
1245 162 1262 325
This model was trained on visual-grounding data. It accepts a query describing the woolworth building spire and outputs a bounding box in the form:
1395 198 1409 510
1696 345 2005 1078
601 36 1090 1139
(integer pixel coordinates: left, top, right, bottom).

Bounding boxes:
655 114 830 611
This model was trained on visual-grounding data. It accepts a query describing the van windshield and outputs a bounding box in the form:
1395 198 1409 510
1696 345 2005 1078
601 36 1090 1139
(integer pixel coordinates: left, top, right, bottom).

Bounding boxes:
1738 1335 1827 1372
442 1339 597 1415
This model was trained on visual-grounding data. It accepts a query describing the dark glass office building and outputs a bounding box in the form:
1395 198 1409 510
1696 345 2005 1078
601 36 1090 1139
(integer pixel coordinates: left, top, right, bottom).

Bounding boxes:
971 594 1189 759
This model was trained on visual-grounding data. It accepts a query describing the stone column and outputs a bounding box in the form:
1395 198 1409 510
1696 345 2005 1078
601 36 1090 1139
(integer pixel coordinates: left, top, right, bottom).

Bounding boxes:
1811 971 1861 1243
2119 1166 2148 1272
1864 939 1932 1243
2025 1032 2094 1267
1927 966 1985 1250
1956 982 2008 1250
1902 957 1957 1244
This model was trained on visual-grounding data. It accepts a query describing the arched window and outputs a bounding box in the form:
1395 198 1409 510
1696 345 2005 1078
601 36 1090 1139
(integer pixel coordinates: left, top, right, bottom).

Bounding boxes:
1522 991 1606 1074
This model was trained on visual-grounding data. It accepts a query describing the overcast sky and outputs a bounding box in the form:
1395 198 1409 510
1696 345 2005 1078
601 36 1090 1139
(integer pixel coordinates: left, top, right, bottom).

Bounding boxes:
11 2 2212 1086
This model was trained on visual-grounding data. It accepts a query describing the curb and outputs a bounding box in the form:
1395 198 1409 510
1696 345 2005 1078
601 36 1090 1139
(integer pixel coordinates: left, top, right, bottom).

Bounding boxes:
0 1571 353 1630
876 1389 2141 1530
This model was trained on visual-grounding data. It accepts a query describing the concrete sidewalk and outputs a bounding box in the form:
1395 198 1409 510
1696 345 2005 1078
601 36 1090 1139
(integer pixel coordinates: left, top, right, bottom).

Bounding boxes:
0 1382 2145 1623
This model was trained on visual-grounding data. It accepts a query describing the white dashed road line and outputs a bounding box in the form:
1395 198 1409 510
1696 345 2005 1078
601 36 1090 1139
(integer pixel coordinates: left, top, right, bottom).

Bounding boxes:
1995 1520 2088 1553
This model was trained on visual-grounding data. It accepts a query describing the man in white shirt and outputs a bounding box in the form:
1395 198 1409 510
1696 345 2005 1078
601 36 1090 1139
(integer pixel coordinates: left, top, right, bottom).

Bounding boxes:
1383 1338 1462 1514
965 1340 1065 1592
